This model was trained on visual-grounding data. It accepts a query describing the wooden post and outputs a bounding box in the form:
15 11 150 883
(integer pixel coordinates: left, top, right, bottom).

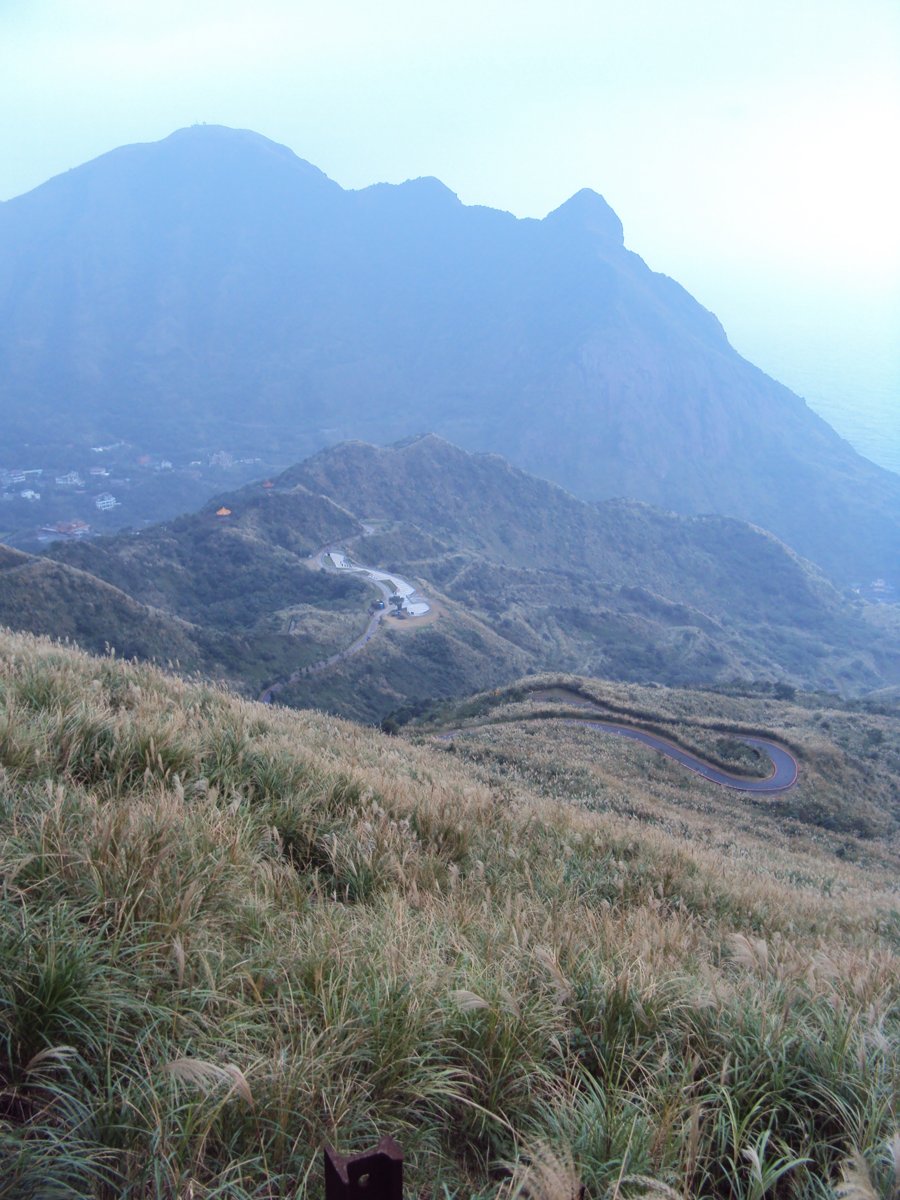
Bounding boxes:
324 1136 403 1200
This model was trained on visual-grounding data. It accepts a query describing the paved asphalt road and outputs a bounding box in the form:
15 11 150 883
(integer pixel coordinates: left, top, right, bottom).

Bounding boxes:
438 716 798 794
562 719 798 792
508 687 799 792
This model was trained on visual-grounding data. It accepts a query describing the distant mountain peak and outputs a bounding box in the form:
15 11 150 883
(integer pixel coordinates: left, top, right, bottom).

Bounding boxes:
162 124 300 156
164 123 272 142
8 123 339 206
357 175 462 212
391 432 454 450
400 176 459 199
156 123 336 184
544 187 624 245
2 127 898 590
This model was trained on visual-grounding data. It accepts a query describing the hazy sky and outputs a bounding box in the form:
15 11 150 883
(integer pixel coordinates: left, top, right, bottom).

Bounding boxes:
3 0 898 463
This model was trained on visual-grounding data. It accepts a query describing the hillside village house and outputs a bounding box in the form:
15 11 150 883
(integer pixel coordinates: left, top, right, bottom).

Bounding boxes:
40 520 91 539
95 493 118 511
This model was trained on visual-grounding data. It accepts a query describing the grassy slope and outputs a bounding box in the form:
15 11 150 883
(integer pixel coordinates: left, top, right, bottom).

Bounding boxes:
0 545 347 696
278 598 533 723
0 629 897 1198
0 545 229 671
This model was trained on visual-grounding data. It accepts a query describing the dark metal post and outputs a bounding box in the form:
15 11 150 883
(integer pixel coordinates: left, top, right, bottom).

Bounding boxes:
324 1135 404 1200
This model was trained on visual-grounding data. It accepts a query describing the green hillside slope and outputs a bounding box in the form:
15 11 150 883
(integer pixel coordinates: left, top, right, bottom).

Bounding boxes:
279 437 900 707
0 520 364 695
1 437 889 719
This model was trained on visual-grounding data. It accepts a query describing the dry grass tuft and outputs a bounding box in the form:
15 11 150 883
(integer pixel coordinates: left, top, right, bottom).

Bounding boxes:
500 1142 583 1200
164 1058 255 1106
834 1151 880 1200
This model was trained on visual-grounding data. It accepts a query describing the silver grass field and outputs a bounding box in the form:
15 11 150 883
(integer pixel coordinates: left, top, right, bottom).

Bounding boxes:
0 629 897 1198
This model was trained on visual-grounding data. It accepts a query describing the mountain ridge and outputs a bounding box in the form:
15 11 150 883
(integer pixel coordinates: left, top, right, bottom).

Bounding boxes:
0 436 889 721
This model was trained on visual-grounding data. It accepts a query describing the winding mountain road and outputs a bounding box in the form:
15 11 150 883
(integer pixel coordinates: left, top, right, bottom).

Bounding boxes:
559 719 797 791
317 549 431 617
438 690 799 794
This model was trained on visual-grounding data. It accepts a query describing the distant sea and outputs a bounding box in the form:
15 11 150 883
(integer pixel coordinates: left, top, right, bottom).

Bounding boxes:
723 293 900 477
774 345 900 477
808 388 900 477
672 265 899 477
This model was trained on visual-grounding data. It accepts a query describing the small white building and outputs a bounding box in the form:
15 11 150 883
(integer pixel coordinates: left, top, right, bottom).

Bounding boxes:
95 493 118 511
20 489 41 501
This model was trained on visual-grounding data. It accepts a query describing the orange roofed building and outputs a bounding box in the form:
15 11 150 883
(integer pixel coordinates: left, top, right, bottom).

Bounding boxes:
215 506 232 517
